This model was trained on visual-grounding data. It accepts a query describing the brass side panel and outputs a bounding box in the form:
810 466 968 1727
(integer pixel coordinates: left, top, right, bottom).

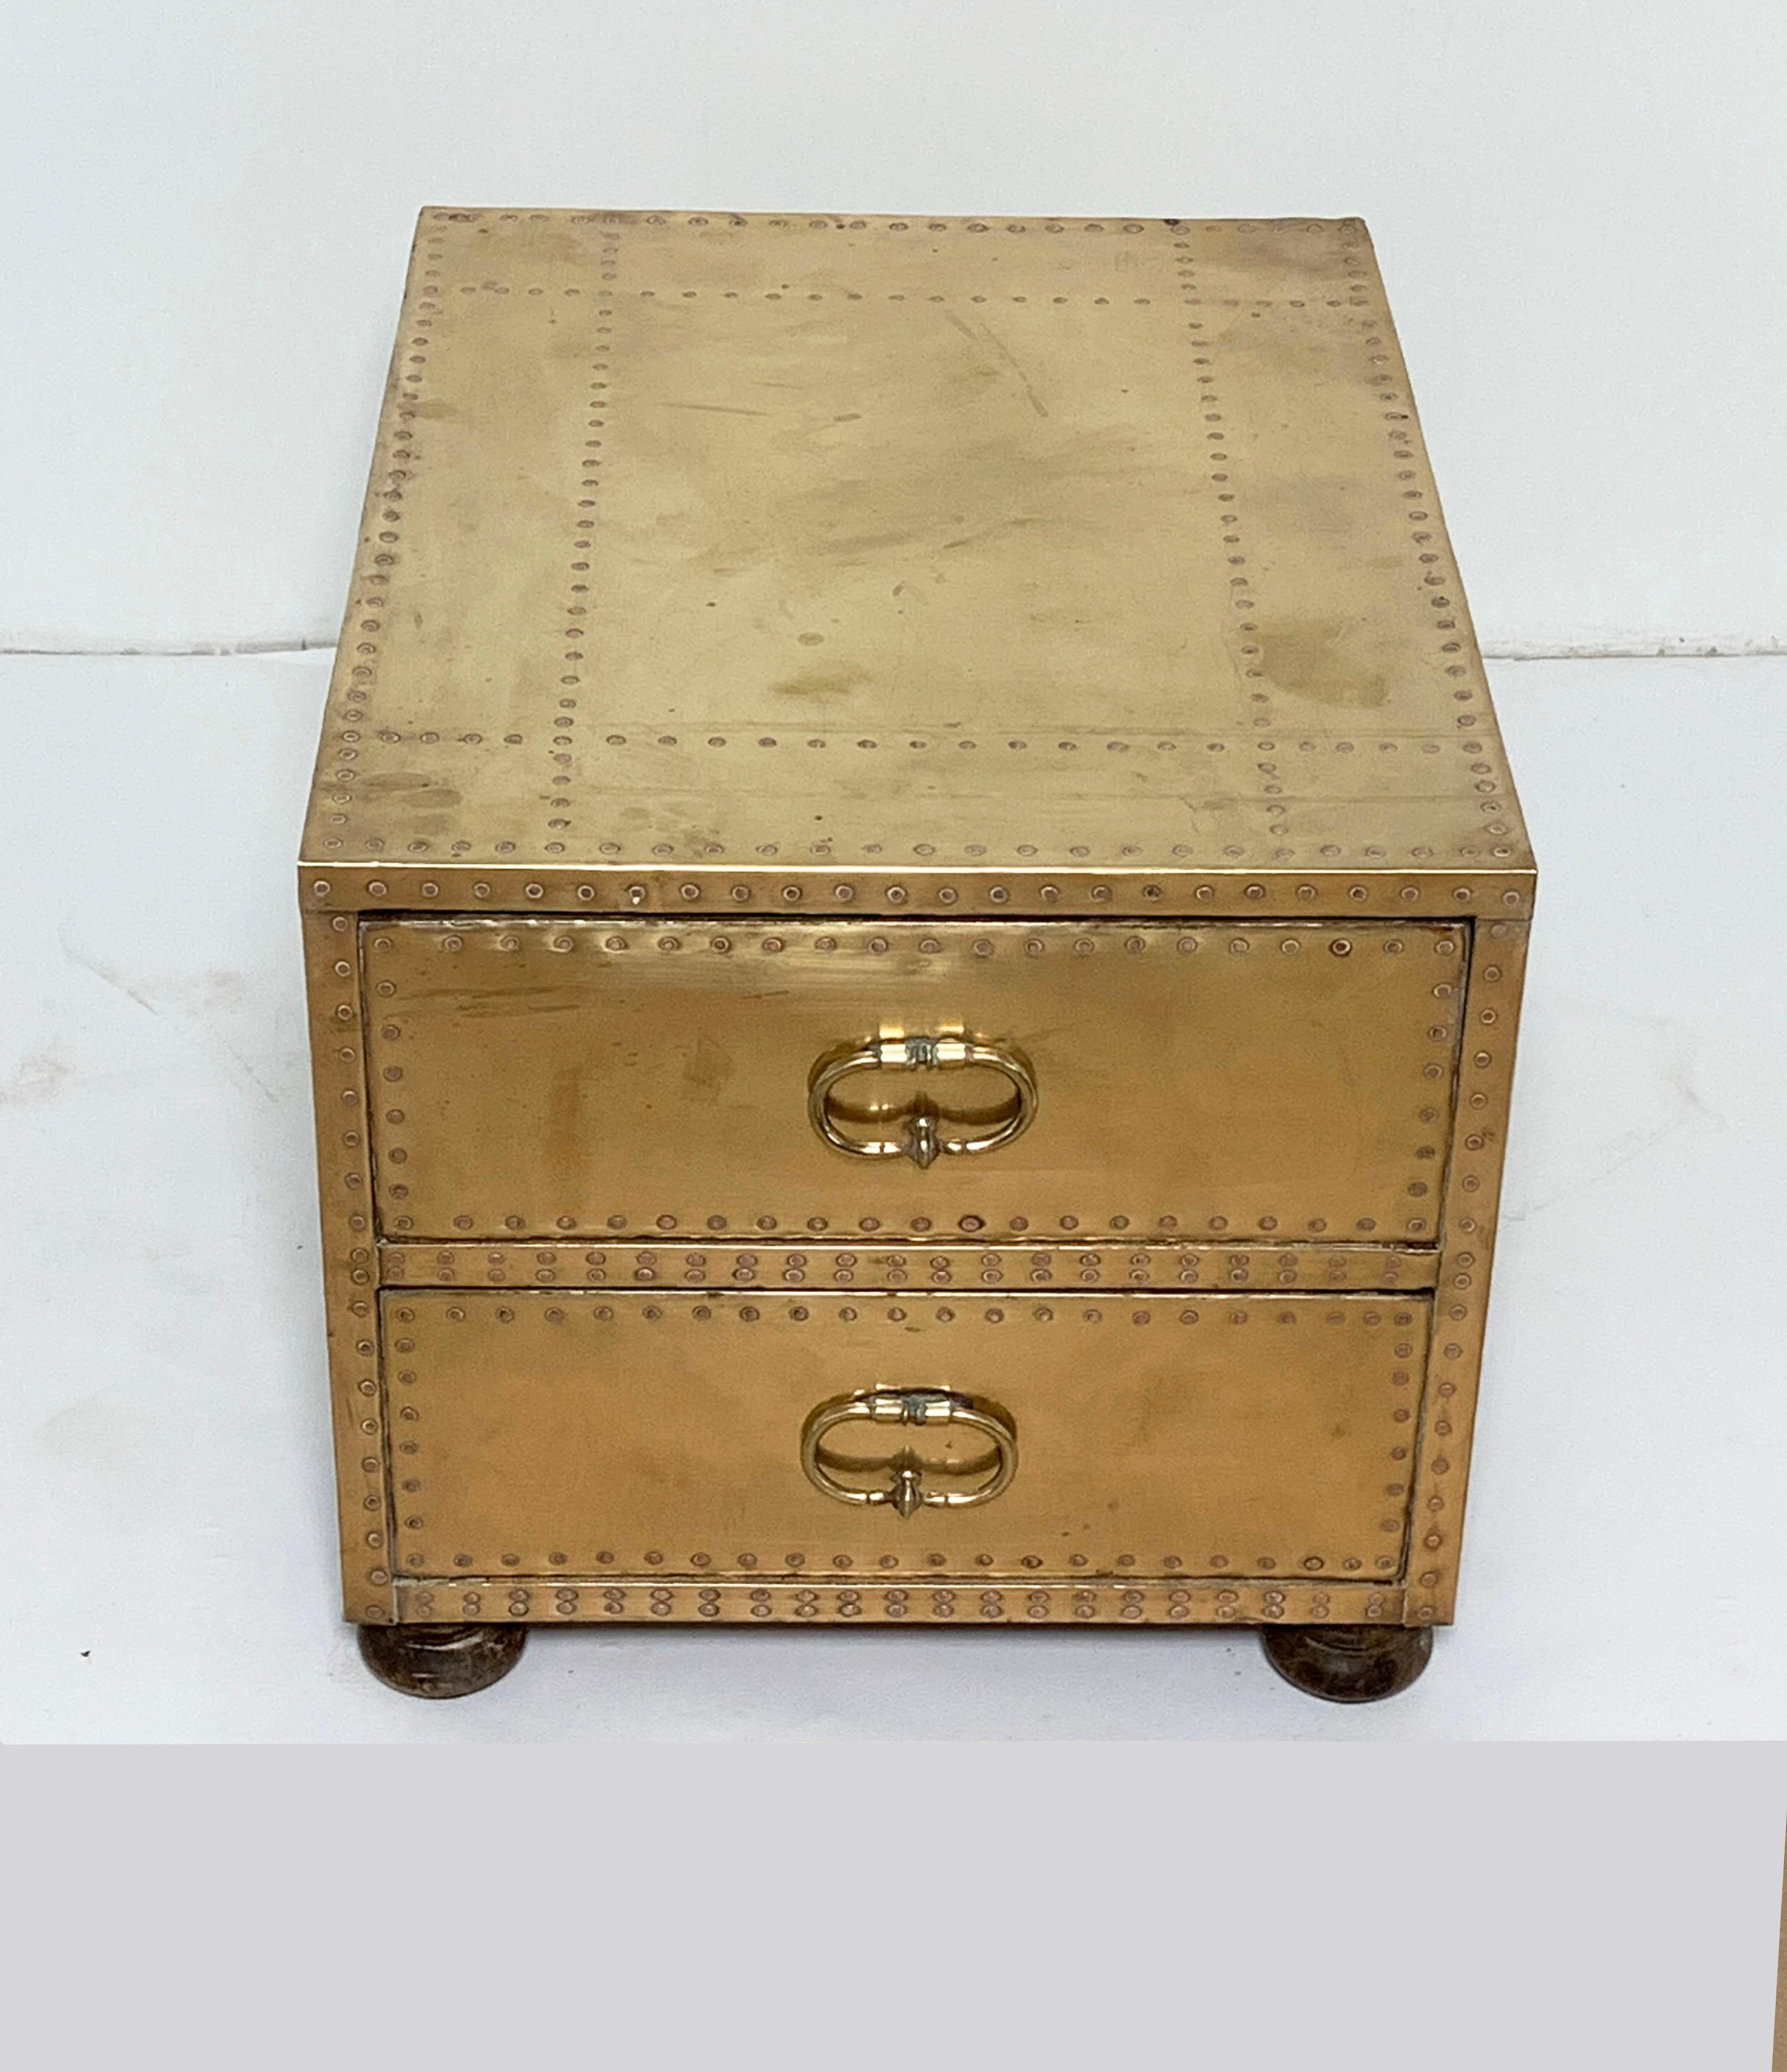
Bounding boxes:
301 909 397 1625
1404 915 1529 1625
365 918 1463 1244
301 208 1532 898
384 1290 1430 1585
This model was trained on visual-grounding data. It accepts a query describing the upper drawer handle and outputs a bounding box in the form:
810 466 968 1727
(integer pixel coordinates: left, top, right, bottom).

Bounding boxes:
807 1034 1039 1168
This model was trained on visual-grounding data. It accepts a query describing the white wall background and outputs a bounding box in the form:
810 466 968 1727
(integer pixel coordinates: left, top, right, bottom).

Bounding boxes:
4 0 1784 654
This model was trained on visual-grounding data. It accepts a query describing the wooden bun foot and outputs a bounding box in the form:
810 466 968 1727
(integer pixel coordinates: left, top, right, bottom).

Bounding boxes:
358 1621 527 1699
1260 1621 1433 1703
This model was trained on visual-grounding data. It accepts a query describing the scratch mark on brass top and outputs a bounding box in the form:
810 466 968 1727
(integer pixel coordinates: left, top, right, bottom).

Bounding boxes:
302 210 1532 896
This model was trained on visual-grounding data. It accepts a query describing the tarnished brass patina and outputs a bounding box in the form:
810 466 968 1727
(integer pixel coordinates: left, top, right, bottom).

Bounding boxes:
301 208 1534 1696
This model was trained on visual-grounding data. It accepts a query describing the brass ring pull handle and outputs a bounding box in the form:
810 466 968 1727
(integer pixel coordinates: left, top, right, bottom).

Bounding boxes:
807 1035 1038 1168
800 1389 1019 1519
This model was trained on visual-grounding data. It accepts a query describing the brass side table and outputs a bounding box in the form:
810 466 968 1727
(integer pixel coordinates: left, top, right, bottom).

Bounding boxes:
301 208 1534 1702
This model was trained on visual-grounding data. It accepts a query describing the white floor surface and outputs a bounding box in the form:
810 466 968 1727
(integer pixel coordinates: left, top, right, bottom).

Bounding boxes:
3 653 1783 1740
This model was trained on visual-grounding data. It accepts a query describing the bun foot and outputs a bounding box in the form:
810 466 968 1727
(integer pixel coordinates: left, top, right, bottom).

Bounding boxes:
1260 1621 1432 1704
358 1621 527 1699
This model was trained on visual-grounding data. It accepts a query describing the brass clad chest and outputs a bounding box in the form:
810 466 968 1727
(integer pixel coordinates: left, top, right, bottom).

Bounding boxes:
301 208 1534 1702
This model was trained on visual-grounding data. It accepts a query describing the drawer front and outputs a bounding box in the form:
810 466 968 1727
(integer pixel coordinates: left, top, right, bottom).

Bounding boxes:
366 918 1464 1244
384 1291 1429 1582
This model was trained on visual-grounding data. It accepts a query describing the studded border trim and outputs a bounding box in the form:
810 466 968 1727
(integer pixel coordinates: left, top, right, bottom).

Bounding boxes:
302 909 398 1624
1405 919 1530 1625
378 1240 1440 1293
394 1576 1408 1627
301 865 1534 922
427 209 1355 240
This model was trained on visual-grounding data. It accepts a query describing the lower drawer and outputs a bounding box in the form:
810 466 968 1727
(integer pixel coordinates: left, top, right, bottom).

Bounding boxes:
383 1290 1429 1584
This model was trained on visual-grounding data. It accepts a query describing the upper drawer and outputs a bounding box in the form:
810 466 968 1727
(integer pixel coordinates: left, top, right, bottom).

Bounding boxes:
363 919 1464 1244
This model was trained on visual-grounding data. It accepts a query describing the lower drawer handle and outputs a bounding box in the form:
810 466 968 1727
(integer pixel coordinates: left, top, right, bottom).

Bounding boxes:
800 1389 1019 1519
807 1034 1038 1168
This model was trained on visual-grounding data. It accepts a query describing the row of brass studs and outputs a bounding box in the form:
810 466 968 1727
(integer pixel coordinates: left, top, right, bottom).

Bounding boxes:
396 1579 1408 1625
426 210 1361 240
397 1298 1422 1327
377 1243 1440 1291
304 870 1533 914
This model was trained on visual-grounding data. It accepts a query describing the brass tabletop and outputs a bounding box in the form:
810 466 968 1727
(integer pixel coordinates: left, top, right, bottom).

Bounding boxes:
302 209 1531 917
